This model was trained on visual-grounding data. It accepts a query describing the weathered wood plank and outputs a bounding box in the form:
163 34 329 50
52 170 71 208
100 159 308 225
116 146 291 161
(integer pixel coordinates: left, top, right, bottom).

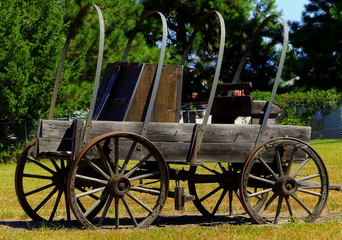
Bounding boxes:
40 120 74 138
124 64 183 123
39 120 311 144
37 119 311 164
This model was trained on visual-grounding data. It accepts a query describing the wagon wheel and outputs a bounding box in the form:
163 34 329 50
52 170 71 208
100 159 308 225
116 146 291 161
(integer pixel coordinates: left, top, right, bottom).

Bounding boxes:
15 139 72 221
240 137 329 224
188 163 267 216
188 163 240 216
67 132 169 229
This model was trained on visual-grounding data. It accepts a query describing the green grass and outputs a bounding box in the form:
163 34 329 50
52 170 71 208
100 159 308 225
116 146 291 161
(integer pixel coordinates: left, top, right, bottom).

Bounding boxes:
0 141 342 239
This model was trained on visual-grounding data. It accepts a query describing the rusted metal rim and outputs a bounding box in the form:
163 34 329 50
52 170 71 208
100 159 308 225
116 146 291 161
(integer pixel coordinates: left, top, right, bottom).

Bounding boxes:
67 132 169 229
48 4 104 121
239 137 329 224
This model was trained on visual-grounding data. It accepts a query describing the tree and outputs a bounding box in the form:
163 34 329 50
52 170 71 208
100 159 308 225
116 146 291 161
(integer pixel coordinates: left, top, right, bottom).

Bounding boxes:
0 0 158 159
287 0 342 90
141 0 282 103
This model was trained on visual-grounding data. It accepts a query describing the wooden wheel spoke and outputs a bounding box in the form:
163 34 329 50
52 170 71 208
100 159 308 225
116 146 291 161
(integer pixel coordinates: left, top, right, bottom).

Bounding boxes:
296 174 320 182
199 185 223 202
120 141 138 175
212 189 227 215
23 173 52 180
75 174 108 185
28 158 56 175
83 156 110 180
84 193 108 218
138 179 161 187
25 183 55 196
248 188 273 198
76 187 100 200
76 187 106 198
34 187 58 212
130 186 160 196
64 189 71 221
129 171 160 182
96 143 114 177
217 162 226 173
291 193 312 215
285 196 293 216
126 192 153 213
200 164 221 175
49 190 63 221
285 147 298 175
122 196 138 227
290 157 310 178
77 199 86 213
297 188 321 197
50 159 60 171
275 147 284 176
60 159 66 169
257 157 278 180
115 196 119 229
249 174 276 185
274 196 283 224
98 195 114 226
124 153 152 178
259 193 278 215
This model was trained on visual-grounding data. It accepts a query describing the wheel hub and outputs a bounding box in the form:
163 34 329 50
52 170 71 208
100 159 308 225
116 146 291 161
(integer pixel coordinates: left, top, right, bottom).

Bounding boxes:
52 166 70 190
107 175 131 196
275 176 298 196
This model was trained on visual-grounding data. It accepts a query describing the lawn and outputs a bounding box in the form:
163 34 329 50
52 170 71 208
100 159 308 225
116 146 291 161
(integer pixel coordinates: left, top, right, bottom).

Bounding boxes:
0 139 341 239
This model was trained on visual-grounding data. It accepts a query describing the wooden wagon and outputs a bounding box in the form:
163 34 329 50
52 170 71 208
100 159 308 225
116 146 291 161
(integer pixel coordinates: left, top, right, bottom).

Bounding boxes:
15 4 329 229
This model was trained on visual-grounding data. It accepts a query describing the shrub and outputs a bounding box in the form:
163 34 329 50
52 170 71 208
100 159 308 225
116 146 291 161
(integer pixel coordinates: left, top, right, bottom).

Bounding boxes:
252 89 342 126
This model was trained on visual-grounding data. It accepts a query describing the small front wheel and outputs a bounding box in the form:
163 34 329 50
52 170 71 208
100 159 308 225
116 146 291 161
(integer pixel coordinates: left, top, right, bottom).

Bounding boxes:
240 137 329 224
67 132 169 229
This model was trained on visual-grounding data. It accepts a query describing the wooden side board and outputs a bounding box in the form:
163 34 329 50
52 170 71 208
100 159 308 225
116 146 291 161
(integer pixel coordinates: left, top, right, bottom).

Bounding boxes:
36 119 311 163
124 64 183 123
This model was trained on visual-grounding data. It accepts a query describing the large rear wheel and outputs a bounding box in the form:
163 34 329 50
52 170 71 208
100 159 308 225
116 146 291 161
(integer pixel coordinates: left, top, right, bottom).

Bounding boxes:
240 137 329 224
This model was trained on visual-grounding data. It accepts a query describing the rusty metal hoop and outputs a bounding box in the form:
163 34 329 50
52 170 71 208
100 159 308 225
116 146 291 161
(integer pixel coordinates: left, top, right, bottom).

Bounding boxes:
239 137 329 224
67 132 169 229
121 11 168 138
229 15 289 147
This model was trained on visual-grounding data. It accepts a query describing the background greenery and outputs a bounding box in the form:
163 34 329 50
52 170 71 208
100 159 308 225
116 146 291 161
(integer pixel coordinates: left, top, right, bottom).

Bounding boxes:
0 0 341 163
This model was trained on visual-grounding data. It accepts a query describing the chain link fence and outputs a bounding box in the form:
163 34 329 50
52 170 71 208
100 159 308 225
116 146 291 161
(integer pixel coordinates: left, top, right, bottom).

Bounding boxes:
310 104 342 140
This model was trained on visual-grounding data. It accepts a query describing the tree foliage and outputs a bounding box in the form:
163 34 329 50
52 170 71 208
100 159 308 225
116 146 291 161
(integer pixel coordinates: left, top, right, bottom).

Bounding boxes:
141 0 282 102
0 0 156 158
286 0 342 90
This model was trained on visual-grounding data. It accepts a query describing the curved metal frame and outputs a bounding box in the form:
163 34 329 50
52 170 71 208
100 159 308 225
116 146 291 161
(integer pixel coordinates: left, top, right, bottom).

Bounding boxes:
180 10 226 150
120 11 168 137
48 4 105 121
230 15 289 146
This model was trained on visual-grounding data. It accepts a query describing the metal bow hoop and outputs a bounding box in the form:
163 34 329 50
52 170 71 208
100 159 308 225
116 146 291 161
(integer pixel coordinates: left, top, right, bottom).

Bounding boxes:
48 4 105 119
230 15 288 146
121 11 168 137
180 11 226 150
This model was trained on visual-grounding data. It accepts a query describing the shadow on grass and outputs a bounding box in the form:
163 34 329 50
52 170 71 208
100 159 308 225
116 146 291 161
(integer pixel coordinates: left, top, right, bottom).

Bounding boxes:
0 214 252 230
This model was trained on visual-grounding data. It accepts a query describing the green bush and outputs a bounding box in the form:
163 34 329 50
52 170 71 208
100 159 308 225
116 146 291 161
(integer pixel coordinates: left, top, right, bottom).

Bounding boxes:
252 89 342 126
